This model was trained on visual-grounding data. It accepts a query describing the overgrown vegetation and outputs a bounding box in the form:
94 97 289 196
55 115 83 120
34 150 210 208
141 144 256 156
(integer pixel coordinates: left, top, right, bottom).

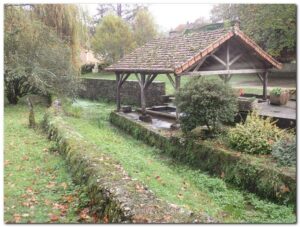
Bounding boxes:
228 112 285 154
62 99 295 223
4 103 93 223
272 135 296 167
175 77 238 134
4 5 81 105
210 4 296 62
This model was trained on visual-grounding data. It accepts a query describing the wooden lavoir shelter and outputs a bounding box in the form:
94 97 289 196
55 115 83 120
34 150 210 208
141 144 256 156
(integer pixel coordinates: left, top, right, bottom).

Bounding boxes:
106 25 282 120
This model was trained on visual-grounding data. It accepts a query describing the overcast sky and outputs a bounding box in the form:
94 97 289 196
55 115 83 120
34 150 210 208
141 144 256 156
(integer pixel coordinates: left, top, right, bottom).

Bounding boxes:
81 3 214 31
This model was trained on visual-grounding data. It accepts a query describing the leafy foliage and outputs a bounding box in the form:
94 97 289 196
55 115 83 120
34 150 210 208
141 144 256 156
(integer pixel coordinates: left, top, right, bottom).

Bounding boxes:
228 112 285 154
31 4 87 67
272 134 296 167
91 14 136 64
175 77 238 134
132 9 158 46
210 4 296 62
270 87 286 96
4 6 81 104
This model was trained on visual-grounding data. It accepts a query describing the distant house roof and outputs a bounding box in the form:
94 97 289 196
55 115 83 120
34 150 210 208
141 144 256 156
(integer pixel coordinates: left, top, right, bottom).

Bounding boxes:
106 27 282 74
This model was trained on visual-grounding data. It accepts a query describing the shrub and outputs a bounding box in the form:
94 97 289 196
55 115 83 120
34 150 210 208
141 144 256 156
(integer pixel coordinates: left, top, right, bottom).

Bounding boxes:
81 64 95 74
175 77 238 134
228 112 285 154
272 134 296 167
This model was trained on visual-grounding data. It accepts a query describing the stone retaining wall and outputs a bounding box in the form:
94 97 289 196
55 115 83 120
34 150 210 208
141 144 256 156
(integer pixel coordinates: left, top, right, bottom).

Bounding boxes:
109 111 296 205
80 78 166 107
42 106 214 223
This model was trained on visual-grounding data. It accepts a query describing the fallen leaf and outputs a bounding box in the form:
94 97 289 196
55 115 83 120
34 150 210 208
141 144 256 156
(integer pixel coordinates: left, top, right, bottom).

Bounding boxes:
79 208 90 220
4 160 10 167
44 199 52 206
280 185 290 193
13 214 21 223
22 155 29 161
155 176 160 180
21 202 30 207
60 182 67 190
49 214 59 222
64 195 73 203
22 213 29 217
103 215 109 223
46 181 56 188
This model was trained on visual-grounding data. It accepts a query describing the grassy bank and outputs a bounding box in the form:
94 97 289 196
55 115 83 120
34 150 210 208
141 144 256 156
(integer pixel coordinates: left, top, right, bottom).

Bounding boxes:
62 99 295 223
4 103 93 223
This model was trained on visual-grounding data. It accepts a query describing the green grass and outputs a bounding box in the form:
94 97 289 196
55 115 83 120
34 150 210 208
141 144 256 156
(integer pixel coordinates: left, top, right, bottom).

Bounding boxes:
4 103 92 223
81 72 267 95
62 99 296 223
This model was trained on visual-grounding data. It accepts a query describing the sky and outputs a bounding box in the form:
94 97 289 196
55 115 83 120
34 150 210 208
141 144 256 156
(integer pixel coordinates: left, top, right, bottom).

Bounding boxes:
82 3 214 32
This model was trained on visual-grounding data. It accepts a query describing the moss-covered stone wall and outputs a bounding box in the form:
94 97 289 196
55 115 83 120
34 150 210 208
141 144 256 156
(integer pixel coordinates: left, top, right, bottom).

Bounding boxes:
79 78 166 107
109 111 296 205
42 107 214 223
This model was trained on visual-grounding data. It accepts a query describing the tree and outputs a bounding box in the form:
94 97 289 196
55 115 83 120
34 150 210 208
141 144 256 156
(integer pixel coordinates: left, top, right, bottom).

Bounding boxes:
132 9 158 46
175 77 238 134
4 5 80 104
91 14 135 64
31 4 86 68
210 4 296 62
94 3 147 23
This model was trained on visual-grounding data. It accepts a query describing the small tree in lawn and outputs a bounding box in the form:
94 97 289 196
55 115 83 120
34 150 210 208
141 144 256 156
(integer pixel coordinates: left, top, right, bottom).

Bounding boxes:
175 77 238 134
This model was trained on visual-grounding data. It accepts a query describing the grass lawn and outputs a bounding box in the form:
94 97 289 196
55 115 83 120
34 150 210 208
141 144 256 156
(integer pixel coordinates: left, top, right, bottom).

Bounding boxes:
4 103 94 223
81 72 267 95
62 99 295 223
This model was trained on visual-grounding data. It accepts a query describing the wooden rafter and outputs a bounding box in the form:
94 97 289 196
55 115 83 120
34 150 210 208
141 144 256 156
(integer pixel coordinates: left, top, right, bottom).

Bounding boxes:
211 54 226 66
166 73 176 89
181 69 266 76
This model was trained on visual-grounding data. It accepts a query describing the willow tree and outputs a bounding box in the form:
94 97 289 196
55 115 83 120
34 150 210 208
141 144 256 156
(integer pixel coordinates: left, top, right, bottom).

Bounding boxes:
4 5 80 104
31 4 85 68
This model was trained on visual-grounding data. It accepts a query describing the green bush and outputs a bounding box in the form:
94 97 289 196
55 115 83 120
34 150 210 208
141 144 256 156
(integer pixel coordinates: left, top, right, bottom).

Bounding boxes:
175 77 238 134
272 135 296 167
81 64 95 74
228 112 285 154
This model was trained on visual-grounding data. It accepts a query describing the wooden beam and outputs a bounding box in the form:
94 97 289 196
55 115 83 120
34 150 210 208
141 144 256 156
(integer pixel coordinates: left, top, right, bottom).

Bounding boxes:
211 54 226 66
175 75 181 121
229 53 243 66
145 74 158 90
181 69 267 76
120 73 130 86
140 74 147 115
166 73 176 89
263 71 268 100
257 73 264 83
193 56 208 72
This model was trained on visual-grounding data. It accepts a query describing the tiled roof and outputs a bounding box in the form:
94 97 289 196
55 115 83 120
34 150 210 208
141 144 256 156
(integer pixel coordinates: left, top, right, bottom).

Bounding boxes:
106 27 282 74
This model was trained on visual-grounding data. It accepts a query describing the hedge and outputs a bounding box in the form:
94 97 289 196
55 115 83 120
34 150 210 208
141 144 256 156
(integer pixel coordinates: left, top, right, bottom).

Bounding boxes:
42 106 214 223
109 111 296 205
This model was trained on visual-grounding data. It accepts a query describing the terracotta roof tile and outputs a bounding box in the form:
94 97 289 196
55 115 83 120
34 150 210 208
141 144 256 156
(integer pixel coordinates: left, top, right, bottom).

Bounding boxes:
106 28 230 73
106 27 282 73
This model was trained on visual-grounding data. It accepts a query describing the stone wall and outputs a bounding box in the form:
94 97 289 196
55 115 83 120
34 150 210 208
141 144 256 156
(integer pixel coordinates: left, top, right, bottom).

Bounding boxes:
110 112 296 205
80 78 166 107
42 106 214 223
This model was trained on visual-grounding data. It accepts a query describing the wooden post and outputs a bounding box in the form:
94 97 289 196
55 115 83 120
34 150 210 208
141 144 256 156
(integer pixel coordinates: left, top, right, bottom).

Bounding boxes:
225 41 230 83
116 73 121 111
175 75 181 121
263 71 268 100
140 74 146 115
